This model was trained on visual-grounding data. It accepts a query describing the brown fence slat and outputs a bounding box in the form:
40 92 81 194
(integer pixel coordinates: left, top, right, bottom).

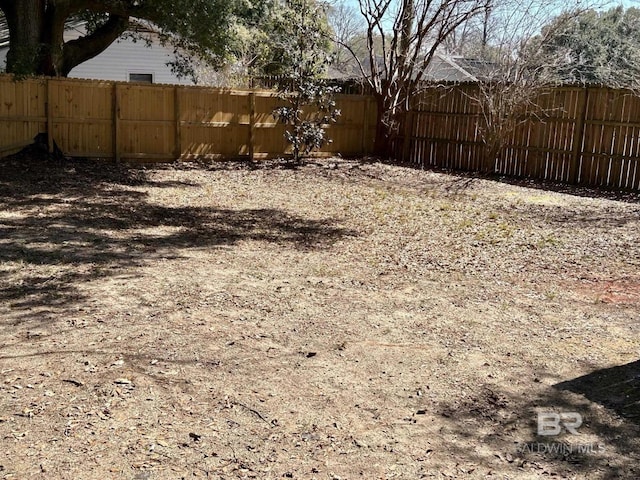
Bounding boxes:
0 77 47 153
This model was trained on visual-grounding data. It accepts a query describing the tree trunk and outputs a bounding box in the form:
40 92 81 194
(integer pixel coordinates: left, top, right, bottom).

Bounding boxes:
4 0 46 75
373 94 392 157
481 136 501 173
3 1 129 77
38 4 69 76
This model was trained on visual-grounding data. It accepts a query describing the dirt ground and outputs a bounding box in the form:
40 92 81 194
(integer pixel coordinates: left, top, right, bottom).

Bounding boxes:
0 153 639 479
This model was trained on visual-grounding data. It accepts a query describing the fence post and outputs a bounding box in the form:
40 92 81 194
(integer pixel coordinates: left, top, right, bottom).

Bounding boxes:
249 91 256 161
570 86 589 185
174 86 181 160
113 83 120 162
46 78 54 153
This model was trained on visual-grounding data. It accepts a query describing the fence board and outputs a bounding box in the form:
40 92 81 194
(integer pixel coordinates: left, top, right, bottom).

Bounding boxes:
49 79 113 157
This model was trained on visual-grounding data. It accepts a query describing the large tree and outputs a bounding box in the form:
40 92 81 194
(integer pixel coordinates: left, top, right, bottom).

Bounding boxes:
0 0 237 77
245 0 332 77
194 0 333 86
535 6 640 88
449 0 593 166
333 0 492 155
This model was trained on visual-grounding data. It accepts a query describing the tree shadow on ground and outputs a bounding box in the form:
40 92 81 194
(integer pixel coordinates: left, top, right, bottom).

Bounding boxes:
166 156 350 172
0 153 355 324
414 165 640 229
432 364 640 479
554 360 640 427
495 195 640 230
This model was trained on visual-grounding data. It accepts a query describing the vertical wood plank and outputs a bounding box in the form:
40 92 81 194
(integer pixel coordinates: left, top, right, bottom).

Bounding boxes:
249 91 256 161
401 110 413 162
113 83 120 163
361 96 370 154
47 79 54 153
175 86 182 159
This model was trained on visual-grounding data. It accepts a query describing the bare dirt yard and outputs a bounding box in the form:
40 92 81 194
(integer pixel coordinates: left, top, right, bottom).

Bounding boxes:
0 153 639 479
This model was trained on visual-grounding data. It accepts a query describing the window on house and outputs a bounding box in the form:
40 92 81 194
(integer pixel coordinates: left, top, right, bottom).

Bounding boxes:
129 73 153 83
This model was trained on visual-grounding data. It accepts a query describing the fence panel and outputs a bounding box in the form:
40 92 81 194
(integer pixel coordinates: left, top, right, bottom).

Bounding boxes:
405 83 640 191
49 79 113 157
579 88 640 189
327 94 374 155
117 84 176 160
179 88 252 159
252 93 290 157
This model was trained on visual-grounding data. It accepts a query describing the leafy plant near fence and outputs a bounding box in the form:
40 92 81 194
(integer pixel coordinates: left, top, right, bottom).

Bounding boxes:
273 83 341 163
270 0 341 162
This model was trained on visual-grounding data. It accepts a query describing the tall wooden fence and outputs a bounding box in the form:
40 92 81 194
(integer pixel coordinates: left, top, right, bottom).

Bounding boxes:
3 76 640 191
0 75 377 161
403 84 640 190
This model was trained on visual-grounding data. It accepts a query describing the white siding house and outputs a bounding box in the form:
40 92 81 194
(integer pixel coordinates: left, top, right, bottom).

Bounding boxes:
0 22 195 85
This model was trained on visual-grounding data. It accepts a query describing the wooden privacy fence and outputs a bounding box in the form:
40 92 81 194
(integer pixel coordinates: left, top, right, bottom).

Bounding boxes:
0 75 377 161
402 84 640 190
3 75 640 191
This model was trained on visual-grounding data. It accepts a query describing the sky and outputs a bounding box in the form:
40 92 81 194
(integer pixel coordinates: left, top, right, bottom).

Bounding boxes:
340 0 640 11
336 0 640 33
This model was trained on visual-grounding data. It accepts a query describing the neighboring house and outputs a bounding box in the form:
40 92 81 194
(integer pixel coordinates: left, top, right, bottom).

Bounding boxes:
330 51 494 82
0 16 10 72
424 54 481 82
426 55 498 82
0 17 194 85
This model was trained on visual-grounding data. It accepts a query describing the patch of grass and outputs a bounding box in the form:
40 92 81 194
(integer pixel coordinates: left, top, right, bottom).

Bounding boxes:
473 221 516 244
545 290 558 301
438 201 453 212
536 234 562 249
457 218 474 229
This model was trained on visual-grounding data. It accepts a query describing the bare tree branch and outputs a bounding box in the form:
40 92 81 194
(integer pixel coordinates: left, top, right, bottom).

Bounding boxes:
460 0 602 165
351 0 492 153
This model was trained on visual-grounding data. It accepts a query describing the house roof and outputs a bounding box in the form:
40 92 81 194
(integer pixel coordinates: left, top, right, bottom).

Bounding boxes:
423 54 501 82
330 51 495 83
424 54 478 82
